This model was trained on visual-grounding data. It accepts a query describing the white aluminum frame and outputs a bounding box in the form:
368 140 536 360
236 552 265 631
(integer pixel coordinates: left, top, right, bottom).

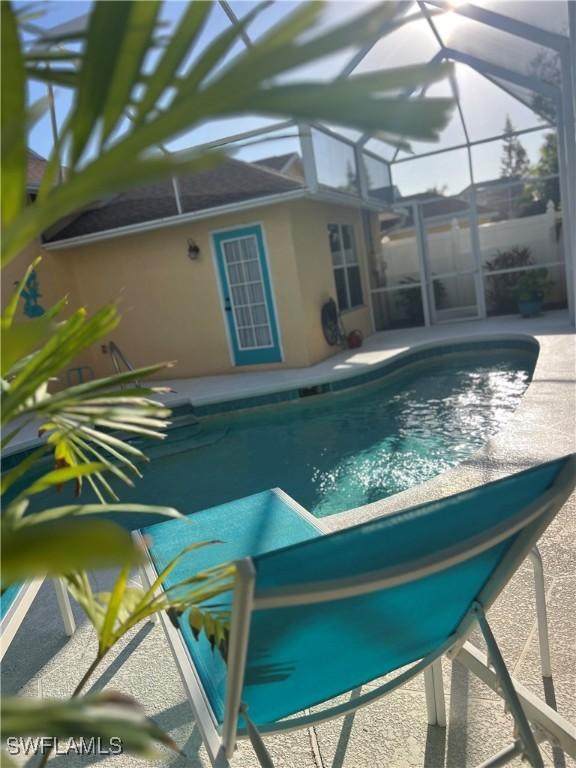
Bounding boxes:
136 457 576 768
1 578 76 660
372 169 568 330
33 2 576 325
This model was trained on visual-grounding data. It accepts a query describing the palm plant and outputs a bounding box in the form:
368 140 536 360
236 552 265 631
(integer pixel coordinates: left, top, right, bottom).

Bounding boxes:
1 0 454 760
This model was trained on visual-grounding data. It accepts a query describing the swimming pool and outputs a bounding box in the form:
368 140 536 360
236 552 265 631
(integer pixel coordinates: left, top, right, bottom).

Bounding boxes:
14 340 537 523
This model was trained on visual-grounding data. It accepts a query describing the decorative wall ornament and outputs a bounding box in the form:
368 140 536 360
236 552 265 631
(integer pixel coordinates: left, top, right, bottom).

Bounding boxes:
17 269 45 317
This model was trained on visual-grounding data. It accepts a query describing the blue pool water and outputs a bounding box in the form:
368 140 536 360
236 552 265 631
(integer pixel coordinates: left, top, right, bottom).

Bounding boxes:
20 344 536 522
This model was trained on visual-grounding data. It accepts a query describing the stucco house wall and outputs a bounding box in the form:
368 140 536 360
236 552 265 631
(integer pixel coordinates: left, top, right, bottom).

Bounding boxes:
49 203 309 380
5 199 378 382
2 240 78 320
288 200 374 364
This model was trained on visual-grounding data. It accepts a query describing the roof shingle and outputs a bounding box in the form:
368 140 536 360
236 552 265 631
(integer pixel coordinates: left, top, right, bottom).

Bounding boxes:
27 149 48 188
47 158 304 242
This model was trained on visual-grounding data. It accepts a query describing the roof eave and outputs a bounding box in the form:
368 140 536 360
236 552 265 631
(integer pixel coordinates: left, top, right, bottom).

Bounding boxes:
43 188 386 251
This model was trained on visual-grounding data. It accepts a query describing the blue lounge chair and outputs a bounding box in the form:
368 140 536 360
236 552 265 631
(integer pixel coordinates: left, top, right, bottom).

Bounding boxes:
136 456 576 768
1 578 76 660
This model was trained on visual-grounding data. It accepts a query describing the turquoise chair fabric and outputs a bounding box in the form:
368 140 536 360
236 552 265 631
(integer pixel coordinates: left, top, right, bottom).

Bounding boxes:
241 458 568 725
143 458 571 729
143 489 321 724
0 583 22 620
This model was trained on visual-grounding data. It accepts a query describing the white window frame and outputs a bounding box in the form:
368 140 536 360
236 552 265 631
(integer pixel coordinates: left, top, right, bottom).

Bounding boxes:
328 223 364 311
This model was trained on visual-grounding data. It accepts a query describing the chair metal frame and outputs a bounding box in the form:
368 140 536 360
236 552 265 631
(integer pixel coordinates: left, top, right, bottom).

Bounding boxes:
136 455 576 768
1 578 76 660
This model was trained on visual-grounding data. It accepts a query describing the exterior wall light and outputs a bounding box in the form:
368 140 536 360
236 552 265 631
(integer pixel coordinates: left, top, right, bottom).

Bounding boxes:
187 239 201 261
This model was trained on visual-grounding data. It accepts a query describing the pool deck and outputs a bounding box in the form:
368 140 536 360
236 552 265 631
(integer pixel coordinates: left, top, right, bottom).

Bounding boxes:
2 310 575 768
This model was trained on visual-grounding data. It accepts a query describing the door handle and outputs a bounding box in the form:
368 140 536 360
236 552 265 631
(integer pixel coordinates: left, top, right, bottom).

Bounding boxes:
224 297 232 312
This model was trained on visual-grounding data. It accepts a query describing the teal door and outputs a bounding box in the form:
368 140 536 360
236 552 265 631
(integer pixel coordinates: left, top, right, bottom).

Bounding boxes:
213 225 282 366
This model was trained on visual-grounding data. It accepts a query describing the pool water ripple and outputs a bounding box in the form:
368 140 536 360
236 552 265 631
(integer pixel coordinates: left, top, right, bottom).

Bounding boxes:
19 346 536 523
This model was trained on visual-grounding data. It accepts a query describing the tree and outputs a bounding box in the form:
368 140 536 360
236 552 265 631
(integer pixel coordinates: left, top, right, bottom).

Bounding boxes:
1 0 455 758
426 184 448 196
532 132 560 209
500 116 530 179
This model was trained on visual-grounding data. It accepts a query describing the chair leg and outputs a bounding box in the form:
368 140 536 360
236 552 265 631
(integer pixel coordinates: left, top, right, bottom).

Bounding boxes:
424 660 447 727
241 705 276 768
53 578 75 637
528 547 552 678
424 665 438 725
474 603 544 768
432 659 446 727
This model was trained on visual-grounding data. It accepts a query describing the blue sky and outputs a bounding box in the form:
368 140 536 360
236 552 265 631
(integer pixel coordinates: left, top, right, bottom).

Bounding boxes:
21 1 554 197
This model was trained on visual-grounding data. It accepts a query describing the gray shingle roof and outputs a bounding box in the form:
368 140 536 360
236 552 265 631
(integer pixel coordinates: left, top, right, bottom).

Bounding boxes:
46 158 304 242
27 149 48 188
253 153 299 173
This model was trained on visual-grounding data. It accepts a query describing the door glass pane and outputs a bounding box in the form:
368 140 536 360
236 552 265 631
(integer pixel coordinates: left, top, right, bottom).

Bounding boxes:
223 234 274 349
251 304 268 325
244 259 260 281
254 325 272 346
231 284 249 306
247 282 264 303
227 263 243 285
432 274 478 322
241 237 258 260
223 241 241 263
238 327 255 348
234 305 251 328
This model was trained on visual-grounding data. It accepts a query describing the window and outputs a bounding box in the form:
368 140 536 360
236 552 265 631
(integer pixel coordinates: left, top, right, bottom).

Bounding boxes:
328 223 364 311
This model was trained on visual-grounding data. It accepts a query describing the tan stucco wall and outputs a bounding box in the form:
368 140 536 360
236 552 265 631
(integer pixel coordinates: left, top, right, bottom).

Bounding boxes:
5 200 378 381
1 241 78 319
48 204 312 380
2 243 99 388
287 200 374 365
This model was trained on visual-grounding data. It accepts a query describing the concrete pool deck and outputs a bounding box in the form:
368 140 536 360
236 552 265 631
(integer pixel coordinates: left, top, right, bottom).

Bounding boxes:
2 310 575 767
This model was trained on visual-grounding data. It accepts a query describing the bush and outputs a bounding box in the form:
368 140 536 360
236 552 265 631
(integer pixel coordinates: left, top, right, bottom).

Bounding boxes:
484 246 533 315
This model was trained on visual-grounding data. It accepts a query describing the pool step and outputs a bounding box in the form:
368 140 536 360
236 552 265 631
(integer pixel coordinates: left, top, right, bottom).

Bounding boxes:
166 402 200 430
144 424 230 460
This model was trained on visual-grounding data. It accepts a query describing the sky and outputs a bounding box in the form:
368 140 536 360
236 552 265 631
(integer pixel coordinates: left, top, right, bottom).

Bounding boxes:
20 0 556 198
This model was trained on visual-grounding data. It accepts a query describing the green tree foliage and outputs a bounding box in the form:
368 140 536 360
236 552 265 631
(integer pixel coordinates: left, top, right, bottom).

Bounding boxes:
532 132 560 209
2 0 455 266
500 116 530 179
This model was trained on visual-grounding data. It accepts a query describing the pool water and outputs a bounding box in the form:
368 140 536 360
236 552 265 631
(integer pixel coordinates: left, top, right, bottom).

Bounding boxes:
23 346 534 523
